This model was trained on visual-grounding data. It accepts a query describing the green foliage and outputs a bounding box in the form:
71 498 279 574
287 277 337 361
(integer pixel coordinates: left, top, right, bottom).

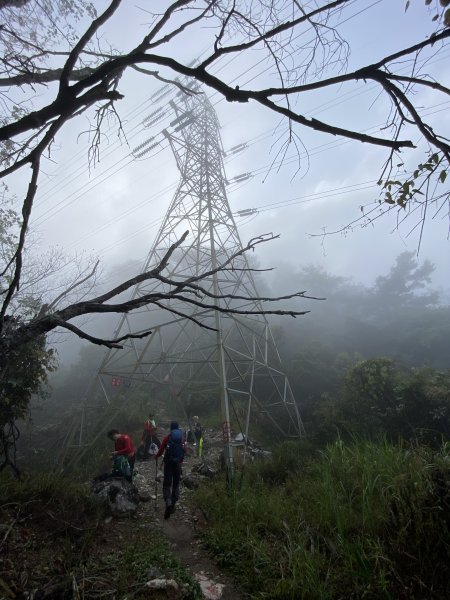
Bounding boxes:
372 252 437 308
100 539 202 599
0 326 56 428
0 471 200 598
0 471 98 511
246 439 317 486
335 359 450 443
0 472 103 562
195 439 450 599
0 315 56 474
378 152 446 209
341 358 401 433
306 357 450 445
0 188 19 262
406 0 450 26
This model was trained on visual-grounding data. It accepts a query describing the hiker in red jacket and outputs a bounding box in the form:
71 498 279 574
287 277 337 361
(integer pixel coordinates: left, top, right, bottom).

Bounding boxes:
107 429 136 482
140 414 160 460
156 421 186 519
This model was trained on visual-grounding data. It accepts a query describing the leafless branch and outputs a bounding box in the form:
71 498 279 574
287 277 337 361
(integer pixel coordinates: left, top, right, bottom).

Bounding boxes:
45 260 100 312
58 0 121 91
50 318 154 349
5 232 310 352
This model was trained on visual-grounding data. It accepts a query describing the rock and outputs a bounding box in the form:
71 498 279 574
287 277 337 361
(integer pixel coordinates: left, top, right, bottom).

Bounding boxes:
142 578 183 599
182 474 199 489
145 578 179 590
195 574 225 599
133 473 146 485
92 477 140 517
138 491 153 502
192 462 216 478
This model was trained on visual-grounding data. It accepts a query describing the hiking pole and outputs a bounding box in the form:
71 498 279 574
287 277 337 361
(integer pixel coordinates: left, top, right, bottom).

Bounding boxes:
154 457 158 512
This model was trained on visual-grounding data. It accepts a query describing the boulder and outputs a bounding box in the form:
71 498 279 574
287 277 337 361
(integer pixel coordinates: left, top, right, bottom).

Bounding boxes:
138 491 153 502
195 573 225 600
92 477 140 517
192 461 216 478
182 474 199 489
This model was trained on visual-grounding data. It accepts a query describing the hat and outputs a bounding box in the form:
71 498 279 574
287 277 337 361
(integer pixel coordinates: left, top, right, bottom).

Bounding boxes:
170 421 179 430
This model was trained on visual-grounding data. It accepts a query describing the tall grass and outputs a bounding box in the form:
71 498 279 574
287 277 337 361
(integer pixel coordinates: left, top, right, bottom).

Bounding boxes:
194 438 450 599
0 471 97 507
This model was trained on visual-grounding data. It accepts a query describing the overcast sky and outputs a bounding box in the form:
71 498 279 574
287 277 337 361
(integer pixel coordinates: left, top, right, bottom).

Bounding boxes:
12 0 450 340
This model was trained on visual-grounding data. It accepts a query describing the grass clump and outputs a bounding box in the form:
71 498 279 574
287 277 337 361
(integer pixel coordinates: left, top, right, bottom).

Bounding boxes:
94 536 202 599
0 472 104 598
194 438 450 599
0 472 201 598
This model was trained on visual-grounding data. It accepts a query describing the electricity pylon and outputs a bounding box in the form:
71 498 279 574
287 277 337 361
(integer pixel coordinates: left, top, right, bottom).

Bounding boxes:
60 87 304 475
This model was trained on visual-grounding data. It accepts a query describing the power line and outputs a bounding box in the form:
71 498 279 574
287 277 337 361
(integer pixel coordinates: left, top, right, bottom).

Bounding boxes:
32 1 447 247
33 0 380 215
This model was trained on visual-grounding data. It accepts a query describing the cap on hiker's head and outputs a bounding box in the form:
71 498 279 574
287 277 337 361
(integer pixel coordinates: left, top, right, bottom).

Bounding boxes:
170 421 179 430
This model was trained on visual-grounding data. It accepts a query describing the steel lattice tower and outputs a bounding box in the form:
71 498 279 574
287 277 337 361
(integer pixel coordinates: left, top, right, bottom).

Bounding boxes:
61 89 303 472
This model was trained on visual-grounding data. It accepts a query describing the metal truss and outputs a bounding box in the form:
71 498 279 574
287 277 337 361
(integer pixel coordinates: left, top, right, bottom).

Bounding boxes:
60 89 304 472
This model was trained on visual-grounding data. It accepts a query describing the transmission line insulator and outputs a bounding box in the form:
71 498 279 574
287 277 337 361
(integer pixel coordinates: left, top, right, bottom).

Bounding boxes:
227 143 248 155
150 85 170 100
132 136 155 155
232 172 252 182
151 87 173 102
170 112 192 128
142 107 165 125
134 142 160 159
236 208 257 216
143 112 167 128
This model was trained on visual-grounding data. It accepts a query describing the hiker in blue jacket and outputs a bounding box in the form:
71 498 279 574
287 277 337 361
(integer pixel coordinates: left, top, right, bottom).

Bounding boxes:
155 421 186 519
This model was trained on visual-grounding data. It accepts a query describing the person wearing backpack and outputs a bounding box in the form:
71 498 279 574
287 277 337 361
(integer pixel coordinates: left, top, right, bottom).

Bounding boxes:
107 429 136 482
155 421 186 519
139 413 160 460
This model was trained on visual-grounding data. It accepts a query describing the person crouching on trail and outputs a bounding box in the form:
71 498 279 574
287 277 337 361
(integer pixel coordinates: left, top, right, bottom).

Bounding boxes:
156 421 186 519
107 429 136 482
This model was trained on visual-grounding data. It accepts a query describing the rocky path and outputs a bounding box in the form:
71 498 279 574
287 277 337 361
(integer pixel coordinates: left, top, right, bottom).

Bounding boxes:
132 452 242 600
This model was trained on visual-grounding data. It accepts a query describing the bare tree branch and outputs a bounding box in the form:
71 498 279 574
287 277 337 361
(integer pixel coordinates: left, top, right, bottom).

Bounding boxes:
5 232 309 352
0 66 98 87
58 0 121 91
50 318 154 349
45 259 100 312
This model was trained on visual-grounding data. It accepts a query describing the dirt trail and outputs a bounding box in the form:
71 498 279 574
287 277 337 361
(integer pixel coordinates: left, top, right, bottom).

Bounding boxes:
133 455 242 600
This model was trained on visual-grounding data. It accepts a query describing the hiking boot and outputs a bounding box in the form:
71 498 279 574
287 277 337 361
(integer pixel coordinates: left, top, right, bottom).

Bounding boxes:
170 503 176 515
164 505 171 519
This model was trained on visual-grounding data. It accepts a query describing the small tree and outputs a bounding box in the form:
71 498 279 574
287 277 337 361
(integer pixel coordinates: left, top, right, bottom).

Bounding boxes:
0 317 56 476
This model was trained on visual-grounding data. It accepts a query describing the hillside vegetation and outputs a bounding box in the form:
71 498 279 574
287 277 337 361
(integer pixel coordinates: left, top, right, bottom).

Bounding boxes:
195 439 450 599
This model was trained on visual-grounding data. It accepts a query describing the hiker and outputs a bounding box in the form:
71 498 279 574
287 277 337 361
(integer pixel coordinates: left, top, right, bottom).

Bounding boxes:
192 415 204 457
155 421 186 519
107 429 136 482
139 413 160 460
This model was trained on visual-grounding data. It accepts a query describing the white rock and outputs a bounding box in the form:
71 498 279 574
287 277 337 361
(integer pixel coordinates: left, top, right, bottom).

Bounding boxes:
145 578 179 591
195 574 225 600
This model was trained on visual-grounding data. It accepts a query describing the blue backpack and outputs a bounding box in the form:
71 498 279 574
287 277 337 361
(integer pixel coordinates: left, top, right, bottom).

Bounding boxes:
165 429 184 463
